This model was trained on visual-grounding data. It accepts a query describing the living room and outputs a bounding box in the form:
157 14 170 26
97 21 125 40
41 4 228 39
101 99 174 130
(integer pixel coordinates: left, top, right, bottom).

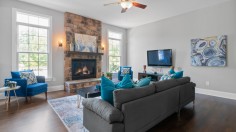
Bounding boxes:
0 0 236 132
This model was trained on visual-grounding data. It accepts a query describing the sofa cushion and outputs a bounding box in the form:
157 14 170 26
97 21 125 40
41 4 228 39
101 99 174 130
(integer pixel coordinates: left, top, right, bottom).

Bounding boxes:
116 74 134 89
176 77 190 85
101 76 116 105
154 79 179 93
113 84 156 110
135 77 151 87
172 71 184 79
82 98 124 123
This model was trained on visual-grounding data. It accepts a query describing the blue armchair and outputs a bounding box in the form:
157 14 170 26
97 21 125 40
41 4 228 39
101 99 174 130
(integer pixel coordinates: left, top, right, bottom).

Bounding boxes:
5 76 48 102
118 66 133 81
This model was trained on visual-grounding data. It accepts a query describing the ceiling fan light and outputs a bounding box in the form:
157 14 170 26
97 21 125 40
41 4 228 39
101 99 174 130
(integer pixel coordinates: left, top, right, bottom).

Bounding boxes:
120 1 133 9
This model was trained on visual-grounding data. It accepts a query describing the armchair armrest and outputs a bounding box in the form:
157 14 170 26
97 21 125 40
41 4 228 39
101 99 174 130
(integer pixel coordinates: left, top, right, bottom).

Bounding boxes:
36 76 45 83
82 98 124 123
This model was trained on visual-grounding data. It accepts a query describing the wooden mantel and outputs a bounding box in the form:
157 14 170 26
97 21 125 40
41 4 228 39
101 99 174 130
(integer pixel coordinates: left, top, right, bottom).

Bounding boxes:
65 51 104 56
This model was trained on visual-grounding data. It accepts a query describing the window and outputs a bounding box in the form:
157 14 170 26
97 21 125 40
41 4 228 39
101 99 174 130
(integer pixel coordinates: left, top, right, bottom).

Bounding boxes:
108 31 122 73
13 9 52 78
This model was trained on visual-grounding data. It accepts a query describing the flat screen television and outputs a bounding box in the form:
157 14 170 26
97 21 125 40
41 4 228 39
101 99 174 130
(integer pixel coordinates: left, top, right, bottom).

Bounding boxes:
147 49 172 66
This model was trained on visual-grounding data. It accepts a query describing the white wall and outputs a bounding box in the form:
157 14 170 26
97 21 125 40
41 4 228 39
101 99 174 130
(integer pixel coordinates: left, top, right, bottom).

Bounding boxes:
101 23 127 73
0 0 65 89
127 0 236 94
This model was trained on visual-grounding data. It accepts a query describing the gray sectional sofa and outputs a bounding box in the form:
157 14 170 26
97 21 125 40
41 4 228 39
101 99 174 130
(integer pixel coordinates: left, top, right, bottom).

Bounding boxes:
82 77 196 132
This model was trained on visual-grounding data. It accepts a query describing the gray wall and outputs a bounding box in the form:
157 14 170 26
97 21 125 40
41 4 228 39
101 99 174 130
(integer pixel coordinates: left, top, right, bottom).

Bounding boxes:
127 0 236 93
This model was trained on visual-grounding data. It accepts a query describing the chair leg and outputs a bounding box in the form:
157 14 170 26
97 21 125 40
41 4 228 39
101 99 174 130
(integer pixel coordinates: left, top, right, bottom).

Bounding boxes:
25 96 28 102
8 96 11 103
45 92 47 100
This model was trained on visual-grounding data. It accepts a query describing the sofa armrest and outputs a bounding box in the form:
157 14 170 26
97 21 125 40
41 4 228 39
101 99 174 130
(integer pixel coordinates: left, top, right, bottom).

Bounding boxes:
36 76 45 83
82 98 124 123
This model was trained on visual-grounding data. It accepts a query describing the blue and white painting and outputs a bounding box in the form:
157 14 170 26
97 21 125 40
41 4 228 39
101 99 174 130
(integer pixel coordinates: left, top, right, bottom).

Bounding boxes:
74 33 97 53
191 35 227 67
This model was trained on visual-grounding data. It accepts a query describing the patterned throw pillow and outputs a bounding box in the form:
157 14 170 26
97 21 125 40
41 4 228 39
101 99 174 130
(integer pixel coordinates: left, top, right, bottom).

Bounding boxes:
20 71 38 85
121 68 130 76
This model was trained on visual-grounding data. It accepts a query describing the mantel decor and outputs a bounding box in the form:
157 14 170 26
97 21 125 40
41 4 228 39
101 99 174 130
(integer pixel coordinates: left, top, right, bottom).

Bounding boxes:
191 35 227 67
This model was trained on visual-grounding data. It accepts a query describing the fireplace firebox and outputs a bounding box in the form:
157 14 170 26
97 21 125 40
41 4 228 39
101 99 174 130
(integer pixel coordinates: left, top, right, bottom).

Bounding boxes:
71 59 96 80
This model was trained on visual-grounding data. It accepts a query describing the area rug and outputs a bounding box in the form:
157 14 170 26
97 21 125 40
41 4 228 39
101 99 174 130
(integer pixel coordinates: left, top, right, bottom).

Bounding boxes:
48 95 88 132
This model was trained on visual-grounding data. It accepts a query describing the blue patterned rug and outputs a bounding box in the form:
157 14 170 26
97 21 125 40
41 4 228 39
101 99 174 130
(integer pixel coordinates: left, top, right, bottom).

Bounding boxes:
48 95 88 132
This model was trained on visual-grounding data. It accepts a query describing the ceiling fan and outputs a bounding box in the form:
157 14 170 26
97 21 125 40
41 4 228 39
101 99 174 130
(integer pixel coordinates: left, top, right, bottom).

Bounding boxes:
104 0 147 13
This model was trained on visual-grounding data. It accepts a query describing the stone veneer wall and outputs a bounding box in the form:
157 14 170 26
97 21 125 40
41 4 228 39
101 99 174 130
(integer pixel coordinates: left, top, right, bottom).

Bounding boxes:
64 12 102 92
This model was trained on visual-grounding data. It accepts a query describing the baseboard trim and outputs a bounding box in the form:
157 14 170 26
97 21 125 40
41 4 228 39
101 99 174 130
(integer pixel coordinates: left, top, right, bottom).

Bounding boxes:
48 85 64 92
196 88 236 100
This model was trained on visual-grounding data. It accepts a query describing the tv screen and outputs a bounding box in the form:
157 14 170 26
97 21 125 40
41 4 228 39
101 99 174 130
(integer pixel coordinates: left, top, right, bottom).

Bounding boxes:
147 49 172 66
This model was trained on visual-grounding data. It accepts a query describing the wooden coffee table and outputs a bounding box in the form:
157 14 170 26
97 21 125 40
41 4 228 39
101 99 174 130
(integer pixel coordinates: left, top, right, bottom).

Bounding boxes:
76 86 100 108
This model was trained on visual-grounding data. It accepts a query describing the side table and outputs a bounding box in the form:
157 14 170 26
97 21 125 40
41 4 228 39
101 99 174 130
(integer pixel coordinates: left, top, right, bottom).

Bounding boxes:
0 86 20 111
76 86 101 108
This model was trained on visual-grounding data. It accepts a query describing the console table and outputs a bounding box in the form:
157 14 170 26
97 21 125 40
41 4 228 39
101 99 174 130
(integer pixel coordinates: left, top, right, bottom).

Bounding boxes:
138 72 163 81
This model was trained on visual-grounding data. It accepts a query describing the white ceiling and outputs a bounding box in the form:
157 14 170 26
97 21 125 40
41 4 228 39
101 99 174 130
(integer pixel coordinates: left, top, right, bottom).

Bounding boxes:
18 0 230 29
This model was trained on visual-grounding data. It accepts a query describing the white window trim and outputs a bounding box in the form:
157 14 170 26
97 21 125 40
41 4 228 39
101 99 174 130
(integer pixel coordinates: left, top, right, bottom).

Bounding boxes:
107 30 124 73
12 8 53 81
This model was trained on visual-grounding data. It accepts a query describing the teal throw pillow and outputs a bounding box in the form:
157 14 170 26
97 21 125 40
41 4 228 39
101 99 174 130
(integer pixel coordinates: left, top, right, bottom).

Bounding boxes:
135 77 151 87
169 69 175 74
116 74 134 89
173 71 183 79
101 76 116 105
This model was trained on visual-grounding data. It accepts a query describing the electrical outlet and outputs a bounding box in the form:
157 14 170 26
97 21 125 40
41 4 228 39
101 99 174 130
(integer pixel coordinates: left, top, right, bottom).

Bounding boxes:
206 81 210 86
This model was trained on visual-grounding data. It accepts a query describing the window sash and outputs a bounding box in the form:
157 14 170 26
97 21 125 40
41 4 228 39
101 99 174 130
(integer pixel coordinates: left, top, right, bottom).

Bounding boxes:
15 10 51 78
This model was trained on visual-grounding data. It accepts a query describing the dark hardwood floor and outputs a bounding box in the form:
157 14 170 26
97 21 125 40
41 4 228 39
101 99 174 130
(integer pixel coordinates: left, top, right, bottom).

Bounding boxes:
0 91 236 132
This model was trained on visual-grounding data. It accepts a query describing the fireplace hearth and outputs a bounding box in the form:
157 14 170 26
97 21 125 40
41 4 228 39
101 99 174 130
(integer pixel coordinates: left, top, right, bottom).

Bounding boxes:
71 59 96 80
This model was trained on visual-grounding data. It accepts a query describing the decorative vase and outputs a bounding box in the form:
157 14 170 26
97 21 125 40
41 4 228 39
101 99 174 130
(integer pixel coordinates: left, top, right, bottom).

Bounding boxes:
143 65 146 73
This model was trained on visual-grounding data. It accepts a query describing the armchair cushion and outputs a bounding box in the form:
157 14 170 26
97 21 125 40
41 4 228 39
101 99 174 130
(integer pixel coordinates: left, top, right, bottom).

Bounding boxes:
120 67 131 76
11 70 33 79
21 72 37 85
27 83 47 96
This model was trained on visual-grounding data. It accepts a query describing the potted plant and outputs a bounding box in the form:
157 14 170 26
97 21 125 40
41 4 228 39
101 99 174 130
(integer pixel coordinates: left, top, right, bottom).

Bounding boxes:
106 72 113 80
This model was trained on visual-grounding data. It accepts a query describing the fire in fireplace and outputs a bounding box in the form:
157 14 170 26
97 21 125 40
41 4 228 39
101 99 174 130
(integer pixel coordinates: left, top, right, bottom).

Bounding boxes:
71 59 96 80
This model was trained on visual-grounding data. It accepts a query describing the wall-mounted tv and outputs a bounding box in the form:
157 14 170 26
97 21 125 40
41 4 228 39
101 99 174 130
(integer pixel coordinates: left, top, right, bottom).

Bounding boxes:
147 49 172 66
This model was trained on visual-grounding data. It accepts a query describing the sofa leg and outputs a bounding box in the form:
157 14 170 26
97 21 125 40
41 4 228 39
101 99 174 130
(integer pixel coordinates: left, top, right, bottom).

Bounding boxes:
177 108 181 121
45 92 47 100
193 100 195 110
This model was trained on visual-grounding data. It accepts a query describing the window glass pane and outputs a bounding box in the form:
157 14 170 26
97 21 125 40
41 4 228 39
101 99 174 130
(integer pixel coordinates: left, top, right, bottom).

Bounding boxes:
18 25 28 36
29 27 38 36
19 36 28 45
39 37 47 44
18 61 29 70
17 12 28 23
39 17 49 27
29 36 39 44
39 69 47 77
18 53 28 61
29 61 39 71
39 28 47 36
18 44 28 52
39 54 47 61
29 44 39 52
109 56 120 73
39 45 47 52
29 53 39 61
29 15 39 25
108 32 122 39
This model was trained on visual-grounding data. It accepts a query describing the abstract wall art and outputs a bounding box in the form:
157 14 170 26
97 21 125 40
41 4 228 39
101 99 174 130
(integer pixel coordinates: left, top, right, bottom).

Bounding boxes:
191 35 227 67
74 33 97 53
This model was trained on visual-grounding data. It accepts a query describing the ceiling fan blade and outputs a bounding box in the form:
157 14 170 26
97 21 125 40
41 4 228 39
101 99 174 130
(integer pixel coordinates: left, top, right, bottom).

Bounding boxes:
104 2 120 6
121 8 128 13
132 2 147 9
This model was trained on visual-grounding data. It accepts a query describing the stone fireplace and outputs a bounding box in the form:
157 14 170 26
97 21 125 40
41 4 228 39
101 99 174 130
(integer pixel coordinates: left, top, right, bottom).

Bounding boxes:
64 12 103 93
71 59 96 80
